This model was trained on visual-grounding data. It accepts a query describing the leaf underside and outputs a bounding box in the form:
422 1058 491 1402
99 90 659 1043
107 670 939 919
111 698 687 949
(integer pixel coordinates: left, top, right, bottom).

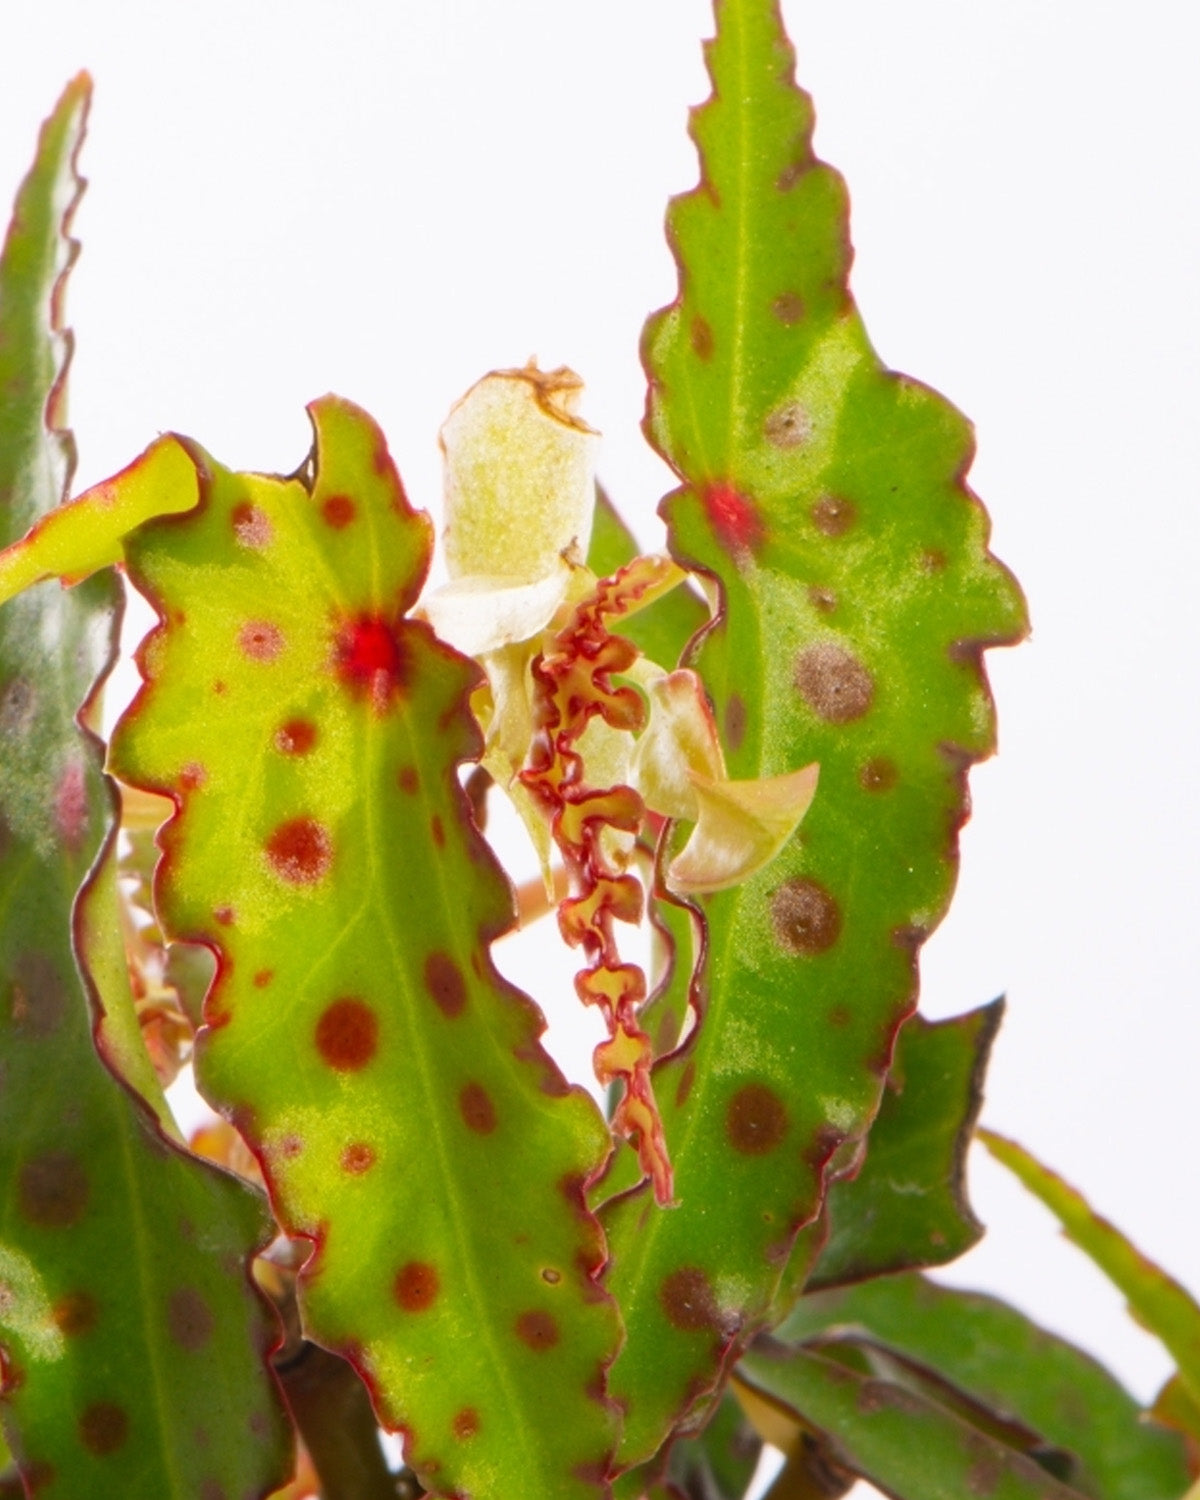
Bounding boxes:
779 1273 1192 1500
601 0 1027 1469
0 78 290 1499
108 401 621 1498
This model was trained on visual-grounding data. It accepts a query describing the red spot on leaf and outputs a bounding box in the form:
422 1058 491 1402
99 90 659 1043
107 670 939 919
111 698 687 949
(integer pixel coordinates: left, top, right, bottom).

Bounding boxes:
394 1261 439 1312
315 998 379 1071
322 494 356 528
79 1401 128 1456
213 906 235 927
212 680 226 695
179 761 207 791
458 1082 497 1134
168 1287 215 1351
53 758 87 851
424 952 466 1017
265 818 332 884
333 613 409 714
275 718 317 755
231 501 273 549
703 481 764 557
430 814 445 848
238 620 284 663
341 1142 376 1174
514 1309 559 1351
452 1408 480 1440
397 766 419 794
253 969 274 988
674 1060 697 1109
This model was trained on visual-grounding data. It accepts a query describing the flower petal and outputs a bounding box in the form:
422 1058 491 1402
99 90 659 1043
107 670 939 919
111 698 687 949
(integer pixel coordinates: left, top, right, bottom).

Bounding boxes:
666 763 820 895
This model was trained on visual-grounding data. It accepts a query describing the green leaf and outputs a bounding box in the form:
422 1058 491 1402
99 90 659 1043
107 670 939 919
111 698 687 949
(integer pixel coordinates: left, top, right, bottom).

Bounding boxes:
779 1273 1191 1500
665 1389 762 1500
108 399 621 1498
740 1341 1090 1500
603 0 1026 1465
588 486 709 669
807 1001 1002 1292
981 1128 1200 1412
0 77 290 1498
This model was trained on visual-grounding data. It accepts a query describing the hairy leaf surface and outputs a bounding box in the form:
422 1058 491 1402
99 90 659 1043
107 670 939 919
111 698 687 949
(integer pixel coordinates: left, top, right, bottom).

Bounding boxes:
602 0 1027 1465
779 1273 1190 1500
108 401 620 1498
807 1001 1002 1292
0 77 290 1498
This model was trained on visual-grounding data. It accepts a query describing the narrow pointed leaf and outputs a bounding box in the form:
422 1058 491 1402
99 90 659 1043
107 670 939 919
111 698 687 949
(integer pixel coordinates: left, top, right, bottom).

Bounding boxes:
109 400 621 1498
807 1001 1002 1292
780 1273 1190 1500
740 1342 1089 1500
0 78 290 1498
602 0 1027 1464
980 1128 1200 1411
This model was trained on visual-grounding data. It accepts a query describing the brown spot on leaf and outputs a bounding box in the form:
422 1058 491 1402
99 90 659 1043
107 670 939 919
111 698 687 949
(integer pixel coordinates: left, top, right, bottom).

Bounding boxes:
675 1060 697 1109
213 906 235 927
424 952 466 1018
79 1401 128 1456
397 766 419 794
431 814 445 848
10 951 67 1038
764 402 810 448
724 693 746 752
275 718 317 755
265 817 332 884
860 756 898 792
458 1082 497 1135
794 642 874 723
53 1290 98 1336
922 547 947 572
807 585 837 614
541 1267 562 1285
341 1142 376 1174
0 678 36 736
452 1408 480 1440
771 877 843 956
238 620 285 663
394 1261 439 1312
690 316 714 360
772 291 804 324
515 1310 559 1351
321 494 356 529
231 501 273 548
811 495 857 536
18 1151 88 1228
253 969 274 988
168 1287 215 1352
726 1083 788 1155
660 1267 720 1332
828 1004 852 1029
315 998 379 1071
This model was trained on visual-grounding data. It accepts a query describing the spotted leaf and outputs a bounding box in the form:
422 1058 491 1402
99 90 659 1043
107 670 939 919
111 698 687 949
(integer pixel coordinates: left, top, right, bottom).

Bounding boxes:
0 77 290 1499
108 399 621 1498
739 1339 1091 1500
779 1273 1191 1500
601 0 1027 1467
805 1001 1003 1294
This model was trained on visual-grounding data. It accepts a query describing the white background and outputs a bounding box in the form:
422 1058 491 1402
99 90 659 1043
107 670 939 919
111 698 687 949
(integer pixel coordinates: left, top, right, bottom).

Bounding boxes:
2 1 1198 1491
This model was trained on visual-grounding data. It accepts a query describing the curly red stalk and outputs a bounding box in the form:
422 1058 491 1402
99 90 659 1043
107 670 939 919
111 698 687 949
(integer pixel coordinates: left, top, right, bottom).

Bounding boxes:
520 559 675 1205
